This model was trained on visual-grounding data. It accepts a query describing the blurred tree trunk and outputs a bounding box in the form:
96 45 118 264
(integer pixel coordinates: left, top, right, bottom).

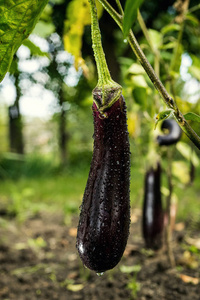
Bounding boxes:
8 67 24 154
58 88 68 166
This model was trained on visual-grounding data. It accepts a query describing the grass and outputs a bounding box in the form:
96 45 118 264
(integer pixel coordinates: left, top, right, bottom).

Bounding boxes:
0 170 89 222
0 154 199 224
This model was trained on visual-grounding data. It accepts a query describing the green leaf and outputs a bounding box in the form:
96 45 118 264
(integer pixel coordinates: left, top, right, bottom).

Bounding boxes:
184 112 200 123
32 20 55 38
161 24 180 35
0 0 49 83
120 264 141 274
186 14 199 26
154 110 173 129
127 63 145 75
123 0 144 37
148 29 163 50
160 42 176 50
188 65 200 81
23 39 49 57
131 75 148 88
188 54 200 81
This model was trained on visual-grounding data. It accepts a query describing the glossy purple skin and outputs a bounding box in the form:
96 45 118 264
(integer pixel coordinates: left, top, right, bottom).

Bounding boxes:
142 162 164 250
157 119 182 146
76 96 130 272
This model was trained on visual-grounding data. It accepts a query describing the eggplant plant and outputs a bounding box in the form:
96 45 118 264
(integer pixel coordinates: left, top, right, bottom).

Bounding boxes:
76 0 130 273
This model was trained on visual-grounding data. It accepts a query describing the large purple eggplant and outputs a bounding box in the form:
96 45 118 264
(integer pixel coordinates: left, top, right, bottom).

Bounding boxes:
76 95 130 273
142 162 164 250
157 119 182 146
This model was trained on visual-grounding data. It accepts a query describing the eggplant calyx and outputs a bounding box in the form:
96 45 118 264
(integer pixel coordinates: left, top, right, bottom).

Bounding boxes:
92 84 122 114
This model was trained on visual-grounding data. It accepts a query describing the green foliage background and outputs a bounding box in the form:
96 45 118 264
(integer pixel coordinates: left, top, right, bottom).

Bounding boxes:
0 0 199 225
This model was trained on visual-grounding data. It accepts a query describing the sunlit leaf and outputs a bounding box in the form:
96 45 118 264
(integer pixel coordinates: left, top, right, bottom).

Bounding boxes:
127 63 145 75
176 142 199 166
33 20 55 38
131 75 148 88
64 0 103 71
123 0 144 37
120 264 141 273
148 29 163 50
67 284 84 292
184 112 200 123
0 0 48 83
188 66 200 81
154 110 173 129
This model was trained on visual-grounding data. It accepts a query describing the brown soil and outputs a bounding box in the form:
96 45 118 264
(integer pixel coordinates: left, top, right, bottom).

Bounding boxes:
0 209 199 300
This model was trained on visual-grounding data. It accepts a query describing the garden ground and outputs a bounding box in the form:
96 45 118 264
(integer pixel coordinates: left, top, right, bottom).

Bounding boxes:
0 208 199 300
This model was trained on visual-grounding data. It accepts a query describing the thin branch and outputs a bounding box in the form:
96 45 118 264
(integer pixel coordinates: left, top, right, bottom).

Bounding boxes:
115 0 123 15
97 0 200 150
137 10 160 108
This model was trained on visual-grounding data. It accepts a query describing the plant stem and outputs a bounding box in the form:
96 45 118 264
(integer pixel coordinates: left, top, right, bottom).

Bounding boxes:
88 0 112 87
97 0 200 150
88 0 121 111
165 149 175 268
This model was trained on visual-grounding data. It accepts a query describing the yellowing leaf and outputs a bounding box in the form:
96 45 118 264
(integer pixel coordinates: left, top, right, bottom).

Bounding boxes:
67 284 84 292
179 274 199 285
127 111 140 138
64 0 103 70
68 227 77 237
172 161 190 184
178 250 199 269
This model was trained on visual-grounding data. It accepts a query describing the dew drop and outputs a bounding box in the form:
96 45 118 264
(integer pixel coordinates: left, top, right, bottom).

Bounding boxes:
96 272 104 276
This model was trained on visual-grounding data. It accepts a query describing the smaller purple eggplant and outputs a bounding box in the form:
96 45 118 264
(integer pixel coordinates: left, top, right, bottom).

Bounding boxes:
157 119 182 146
142 162 164 250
